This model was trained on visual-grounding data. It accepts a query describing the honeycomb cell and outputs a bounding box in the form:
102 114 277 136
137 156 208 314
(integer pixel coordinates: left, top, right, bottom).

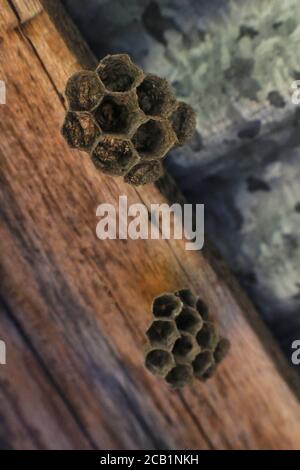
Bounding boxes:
93 93 142 135
137 74 177 117
61 112 100 151
145 349 174 377
198 364 217 382
91 136 137 176
176 306 203 335
175 288 196 308
124 160 163 186
172 333 199 363
196 322 218 350
65 71 104 111
146 320 179 349
165 364 193 389
171 102 197 146
195 298 210 321
214 337 231 364
132 119 175 160
97 54 144 92
152 293 183 319
193 351 214 379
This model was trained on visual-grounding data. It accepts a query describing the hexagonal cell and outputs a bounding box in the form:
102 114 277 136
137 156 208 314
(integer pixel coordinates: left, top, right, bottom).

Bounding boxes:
146 320 179 349
137 74 177 117
61 112 100 151
196 322 218 350
165 364 193 389
198 364 217 382
172 333 199 363
175 288 196 308
195 298 210 321
193 351 214 379
152 293 182 319
97 54 144 92
132 119 175 160
145 349 174 377
170 102 196 146
65 71 104 112
93 93 142 135
176 306 203 335
124 160 163 186
214 337 231 364
91 136 137 176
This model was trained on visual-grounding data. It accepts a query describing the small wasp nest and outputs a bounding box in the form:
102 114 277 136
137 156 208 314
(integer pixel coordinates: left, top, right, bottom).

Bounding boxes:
61 54 196 186
145 289 230 389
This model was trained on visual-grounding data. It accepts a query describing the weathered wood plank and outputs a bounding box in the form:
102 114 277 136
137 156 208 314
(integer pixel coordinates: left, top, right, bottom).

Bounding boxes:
40 0 97 70
10 0 42 23
1 2 300 450
0 0 17 34
0 0 42 34
0 300 91 450
35 0 300 394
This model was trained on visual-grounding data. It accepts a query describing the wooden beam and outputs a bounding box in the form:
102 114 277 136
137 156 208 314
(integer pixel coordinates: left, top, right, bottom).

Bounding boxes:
9 0 42 24
0 300 91 449
0 0 18 34
0 0 42 35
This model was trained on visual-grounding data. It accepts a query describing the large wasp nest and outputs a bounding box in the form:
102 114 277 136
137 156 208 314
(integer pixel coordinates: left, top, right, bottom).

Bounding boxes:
61 54 196 186
145 289 230 389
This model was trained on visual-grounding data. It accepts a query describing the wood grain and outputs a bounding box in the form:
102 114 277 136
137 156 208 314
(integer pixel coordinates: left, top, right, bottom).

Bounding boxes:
0 300 91 449
0 0 17 33
1 2 300 450
10 0 42 24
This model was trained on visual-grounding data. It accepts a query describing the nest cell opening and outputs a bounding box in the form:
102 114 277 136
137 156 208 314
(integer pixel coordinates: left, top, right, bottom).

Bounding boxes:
165 364 193 388
145 349 173 376
133 120 165 158
176 307 202 334
98 56 140 92
91 137 135 175
152 293 182 319
196 322 218 349
66 71 103 112
124 160 163 186
196 298 210 321
146 320 178 348
137 75 175 116
94 96 131 134
193 351 214 377
175 289 196 308
172 334 195 361
62 112 99 150
214 338 230 363
171 102 196 145
200 364 217 381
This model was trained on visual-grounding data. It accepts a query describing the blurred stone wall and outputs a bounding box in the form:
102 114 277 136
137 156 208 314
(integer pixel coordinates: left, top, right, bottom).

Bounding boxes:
63 0 300 371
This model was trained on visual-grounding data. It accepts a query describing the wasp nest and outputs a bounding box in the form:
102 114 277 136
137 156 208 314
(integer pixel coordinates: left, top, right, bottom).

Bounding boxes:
61 54 196 186
145 289 230 389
